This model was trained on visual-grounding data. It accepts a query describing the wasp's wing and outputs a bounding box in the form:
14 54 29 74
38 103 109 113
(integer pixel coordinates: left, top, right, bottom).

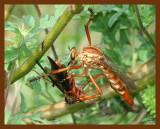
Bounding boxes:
47 56 73 92
47 56 60 70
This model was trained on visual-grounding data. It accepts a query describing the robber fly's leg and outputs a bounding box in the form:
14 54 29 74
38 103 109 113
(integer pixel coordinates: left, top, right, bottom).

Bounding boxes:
88 69 103 95
36 65 81 80
51 65 82 74
81 73 105 90
71 67 87 77
85 8 94 46
78 75 103 102
79 73 105 101
65 67 87 81
79 95 100 101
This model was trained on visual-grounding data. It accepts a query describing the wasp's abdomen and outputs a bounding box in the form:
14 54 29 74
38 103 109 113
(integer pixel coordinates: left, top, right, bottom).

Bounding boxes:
102 66 134 106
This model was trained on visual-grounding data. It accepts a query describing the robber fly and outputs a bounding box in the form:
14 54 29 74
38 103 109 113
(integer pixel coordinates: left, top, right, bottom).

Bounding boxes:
51 8 134 106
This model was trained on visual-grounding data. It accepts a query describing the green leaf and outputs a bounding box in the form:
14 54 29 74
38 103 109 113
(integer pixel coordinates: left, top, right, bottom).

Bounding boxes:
141 84 156 118
5 37 17 44
122 5 129 12
5 21 20 34
7 60 16 71
91 12 108 33
20 92 27 112
40 5 68 30
31 81 42 94
22 16 35 29
119 29 128 44
103 48 121 65
88 5 117 14
137 42 154 63
5 47 18 63
108 12 122 28
139 5 155 27
20 83 37 111
54 5 68 20
4 108 12 124
8 115 26 125
138 49 149 62
39 15 55 29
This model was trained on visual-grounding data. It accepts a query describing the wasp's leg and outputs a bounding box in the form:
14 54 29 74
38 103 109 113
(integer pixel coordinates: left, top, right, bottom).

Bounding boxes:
70 67 88 78
51 65 82 74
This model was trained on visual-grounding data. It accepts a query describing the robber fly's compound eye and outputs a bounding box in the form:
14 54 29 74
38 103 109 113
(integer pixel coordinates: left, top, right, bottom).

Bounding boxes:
70 50 75 60
70 47 78 60
68 47 79 65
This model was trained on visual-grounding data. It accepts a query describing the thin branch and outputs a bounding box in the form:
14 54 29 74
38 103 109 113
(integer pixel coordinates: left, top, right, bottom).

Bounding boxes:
34 5 41 18
131 108 147 124
23 74 154 124
10 5 83 84
34 4 49 35
51 46 58 60
132 5 155 49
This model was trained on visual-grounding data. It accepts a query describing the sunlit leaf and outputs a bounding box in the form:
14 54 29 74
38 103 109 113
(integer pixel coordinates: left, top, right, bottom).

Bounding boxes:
20 92 27 112
39 14 55 29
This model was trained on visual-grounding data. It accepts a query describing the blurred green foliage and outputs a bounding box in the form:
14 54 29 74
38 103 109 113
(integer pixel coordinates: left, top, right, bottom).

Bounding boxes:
5 4 155 125
141 84 156 117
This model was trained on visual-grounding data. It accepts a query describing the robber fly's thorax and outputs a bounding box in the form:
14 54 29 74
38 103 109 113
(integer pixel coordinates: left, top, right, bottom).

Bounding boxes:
79 46 105 68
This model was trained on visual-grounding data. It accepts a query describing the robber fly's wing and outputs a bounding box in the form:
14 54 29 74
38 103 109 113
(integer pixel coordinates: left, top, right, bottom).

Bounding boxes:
93 45 136 91
103 54 136 92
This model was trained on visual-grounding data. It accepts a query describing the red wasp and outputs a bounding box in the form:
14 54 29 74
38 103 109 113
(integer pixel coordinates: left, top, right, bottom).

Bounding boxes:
30 56 103 104
50 8 134 106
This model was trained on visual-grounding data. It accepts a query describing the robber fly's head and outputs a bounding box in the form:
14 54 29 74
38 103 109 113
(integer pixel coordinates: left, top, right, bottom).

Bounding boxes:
68 47 79 65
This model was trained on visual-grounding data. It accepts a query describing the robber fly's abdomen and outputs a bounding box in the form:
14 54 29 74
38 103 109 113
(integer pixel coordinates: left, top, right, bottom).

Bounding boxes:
101 66 134 106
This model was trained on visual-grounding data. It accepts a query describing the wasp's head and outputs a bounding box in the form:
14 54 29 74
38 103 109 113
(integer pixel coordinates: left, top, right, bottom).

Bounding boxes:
68 47 79 65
